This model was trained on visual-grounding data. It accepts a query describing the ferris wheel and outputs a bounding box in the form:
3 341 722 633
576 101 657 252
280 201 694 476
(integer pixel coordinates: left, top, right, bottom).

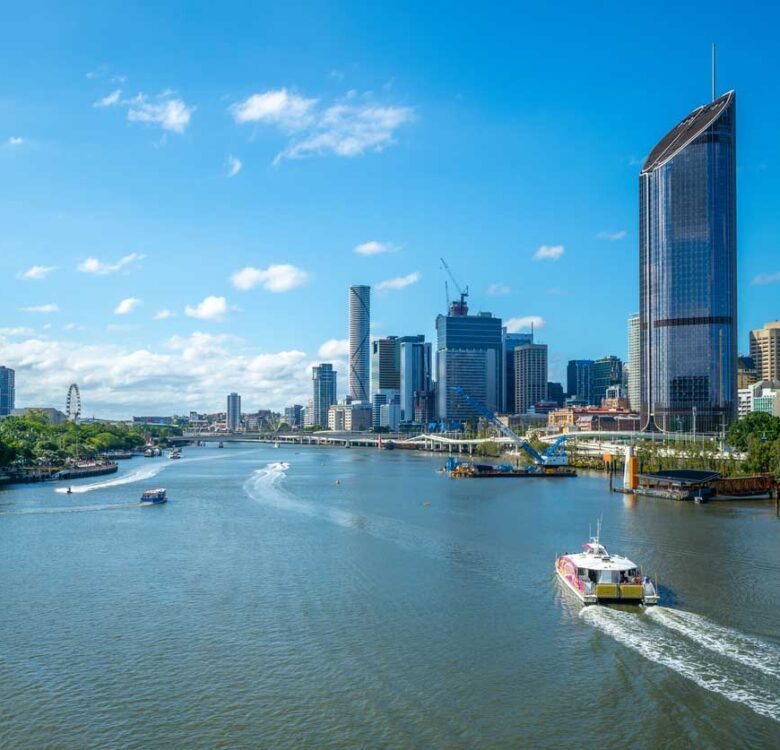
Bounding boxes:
66 383 82 422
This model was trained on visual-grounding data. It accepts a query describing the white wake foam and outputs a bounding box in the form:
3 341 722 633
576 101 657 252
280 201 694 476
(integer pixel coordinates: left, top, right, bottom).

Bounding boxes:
580 607 780 722
54 463 166 494
647 606 780 680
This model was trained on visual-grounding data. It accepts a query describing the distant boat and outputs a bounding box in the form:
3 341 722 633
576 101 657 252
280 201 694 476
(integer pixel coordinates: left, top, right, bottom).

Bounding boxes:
273 441 280 448
218 441 224 449
143 448 154 458
140 488 167 506
168 449 182 460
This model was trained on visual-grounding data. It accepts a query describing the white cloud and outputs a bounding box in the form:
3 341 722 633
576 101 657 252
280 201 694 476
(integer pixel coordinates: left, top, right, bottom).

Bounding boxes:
230 89 318 130
19 304 59 313
154 309 173 320
96 90 194 134
77 253 144 275
127 93 194 133
533 245 564 261
232 88 414 164
6 136 25 147
597 230 626 241
354 240 398 256
185 296 228 321
318 339 350 359
752 271 780 286
94 89 122 108
486 282 510 296
20 265 56 280
114 297 141 315
376 272 420 292
0 327 35 336
226 154 242 177
230 264 309 293
505 315 545 332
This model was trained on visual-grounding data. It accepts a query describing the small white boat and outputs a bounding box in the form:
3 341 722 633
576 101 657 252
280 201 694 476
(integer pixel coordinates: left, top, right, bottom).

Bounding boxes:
168 449 181 460
273 441 280 449
555 522 659 606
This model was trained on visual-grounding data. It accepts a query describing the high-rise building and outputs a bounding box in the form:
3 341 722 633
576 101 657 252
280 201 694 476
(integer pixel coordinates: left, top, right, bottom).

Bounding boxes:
348 285 370 403
566 360 594 404
593 356 623 407
547 381 565 407
628 313 640 411
749 321 780 382
503 331 534 413
227 392 241 431
436 310 503 420
284 404 303 428
312 363 337 428
640 91 737 433
515 344 547 414
399 339 432 421
737 356 758 390
0 366 15 417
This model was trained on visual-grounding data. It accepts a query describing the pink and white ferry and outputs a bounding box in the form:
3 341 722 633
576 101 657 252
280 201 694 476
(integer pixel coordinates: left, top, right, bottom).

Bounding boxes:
555 523 659 606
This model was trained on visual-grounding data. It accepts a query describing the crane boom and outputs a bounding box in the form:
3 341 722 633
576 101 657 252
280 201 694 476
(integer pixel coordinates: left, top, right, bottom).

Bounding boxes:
452 386 568 466
440 258 469 315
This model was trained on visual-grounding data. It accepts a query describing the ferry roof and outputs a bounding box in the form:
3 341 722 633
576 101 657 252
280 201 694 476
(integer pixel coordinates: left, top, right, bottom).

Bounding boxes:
564 551 637 571
641 90 734 173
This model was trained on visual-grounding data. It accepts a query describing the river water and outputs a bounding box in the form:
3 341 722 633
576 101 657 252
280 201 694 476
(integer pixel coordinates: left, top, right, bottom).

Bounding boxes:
1 444 779 748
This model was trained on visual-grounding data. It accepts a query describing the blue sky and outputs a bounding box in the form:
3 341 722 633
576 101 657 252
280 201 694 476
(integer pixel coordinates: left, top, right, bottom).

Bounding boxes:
1 1 779 416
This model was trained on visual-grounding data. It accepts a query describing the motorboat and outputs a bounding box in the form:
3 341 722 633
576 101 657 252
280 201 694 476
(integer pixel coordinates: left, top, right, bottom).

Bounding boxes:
140 488 167 505
555 522 659 606
168 449 182 460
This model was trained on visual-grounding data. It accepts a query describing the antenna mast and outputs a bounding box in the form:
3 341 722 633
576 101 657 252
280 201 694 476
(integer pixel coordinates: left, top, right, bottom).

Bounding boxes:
711 43 716 102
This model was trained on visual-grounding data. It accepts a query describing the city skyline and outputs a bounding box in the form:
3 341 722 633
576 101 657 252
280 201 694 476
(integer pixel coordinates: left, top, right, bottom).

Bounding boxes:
2 4 780 417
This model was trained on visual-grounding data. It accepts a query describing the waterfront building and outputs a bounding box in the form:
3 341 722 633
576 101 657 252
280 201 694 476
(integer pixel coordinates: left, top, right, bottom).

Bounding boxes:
227 392 241 432
566 360 594 404
737 380 780 418
379 402 401 432
413 389 436 424
399 339 432 421
327 402 372 432
312 363 337 429
284 404 303 429
371 391 400 429
132 416 174 426
514 344 547 415
628 314 640 411
372 336 400 393
503 331 533 413
592 356 623 407
749 321 780 382
0 366 15 417
640 91 737 433
436 310 503 419
348 285 371 403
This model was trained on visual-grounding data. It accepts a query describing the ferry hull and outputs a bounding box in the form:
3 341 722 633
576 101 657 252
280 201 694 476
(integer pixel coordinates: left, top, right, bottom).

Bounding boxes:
556 559 659 606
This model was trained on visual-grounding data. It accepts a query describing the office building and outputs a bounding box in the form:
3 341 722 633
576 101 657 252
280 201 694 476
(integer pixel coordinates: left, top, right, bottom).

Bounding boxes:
503 331 533 413
348 285 371 402
737 356 758 390
737 380 780 418
0 366 15 417
566 360 594 404
436 310 503 420
515 344 547 415
547 382 565 407
749 321 780 382
327 402 372 432
227 392 241 432
593 356 623 407
414 390 436 424
400 339 432 421
312 363 337 428
284 404 303 428
640 91 737 432
628 313 640 411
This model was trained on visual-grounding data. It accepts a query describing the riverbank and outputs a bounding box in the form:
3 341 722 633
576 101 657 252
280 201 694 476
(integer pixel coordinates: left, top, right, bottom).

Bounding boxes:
0 461 118 486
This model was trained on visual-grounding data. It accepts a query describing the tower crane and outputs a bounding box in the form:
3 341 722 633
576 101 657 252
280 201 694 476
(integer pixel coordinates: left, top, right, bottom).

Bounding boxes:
440 258 469 315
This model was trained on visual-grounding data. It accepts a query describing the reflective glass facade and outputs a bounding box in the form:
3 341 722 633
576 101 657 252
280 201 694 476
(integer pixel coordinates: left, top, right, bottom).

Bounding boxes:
640 91 737 433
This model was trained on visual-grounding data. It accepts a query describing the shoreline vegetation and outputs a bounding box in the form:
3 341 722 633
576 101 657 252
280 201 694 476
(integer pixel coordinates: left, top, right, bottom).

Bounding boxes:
0 411 181 486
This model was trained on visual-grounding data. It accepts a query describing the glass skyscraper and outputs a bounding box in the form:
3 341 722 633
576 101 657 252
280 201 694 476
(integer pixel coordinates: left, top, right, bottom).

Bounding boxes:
0 366 15 417
640 90 737 433
348 285 370 403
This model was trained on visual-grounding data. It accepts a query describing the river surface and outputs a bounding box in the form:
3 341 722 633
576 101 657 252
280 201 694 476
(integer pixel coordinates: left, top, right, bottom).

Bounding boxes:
1 444 779 748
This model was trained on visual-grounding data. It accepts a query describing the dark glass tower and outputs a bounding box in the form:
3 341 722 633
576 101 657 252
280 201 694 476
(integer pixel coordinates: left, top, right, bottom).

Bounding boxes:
640 90 737 433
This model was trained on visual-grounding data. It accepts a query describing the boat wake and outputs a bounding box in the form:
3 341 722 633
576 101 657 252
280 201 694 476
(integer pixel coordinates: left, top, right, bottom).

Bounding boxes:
1 502 141 515
580 606 780 722
54 463 166 494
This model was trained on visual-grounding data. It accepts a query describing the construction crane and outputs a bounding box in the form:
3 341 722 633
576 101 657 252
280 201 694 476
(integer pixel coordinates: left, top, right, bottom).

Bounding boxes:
440 257 469 315
452 386 569 467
